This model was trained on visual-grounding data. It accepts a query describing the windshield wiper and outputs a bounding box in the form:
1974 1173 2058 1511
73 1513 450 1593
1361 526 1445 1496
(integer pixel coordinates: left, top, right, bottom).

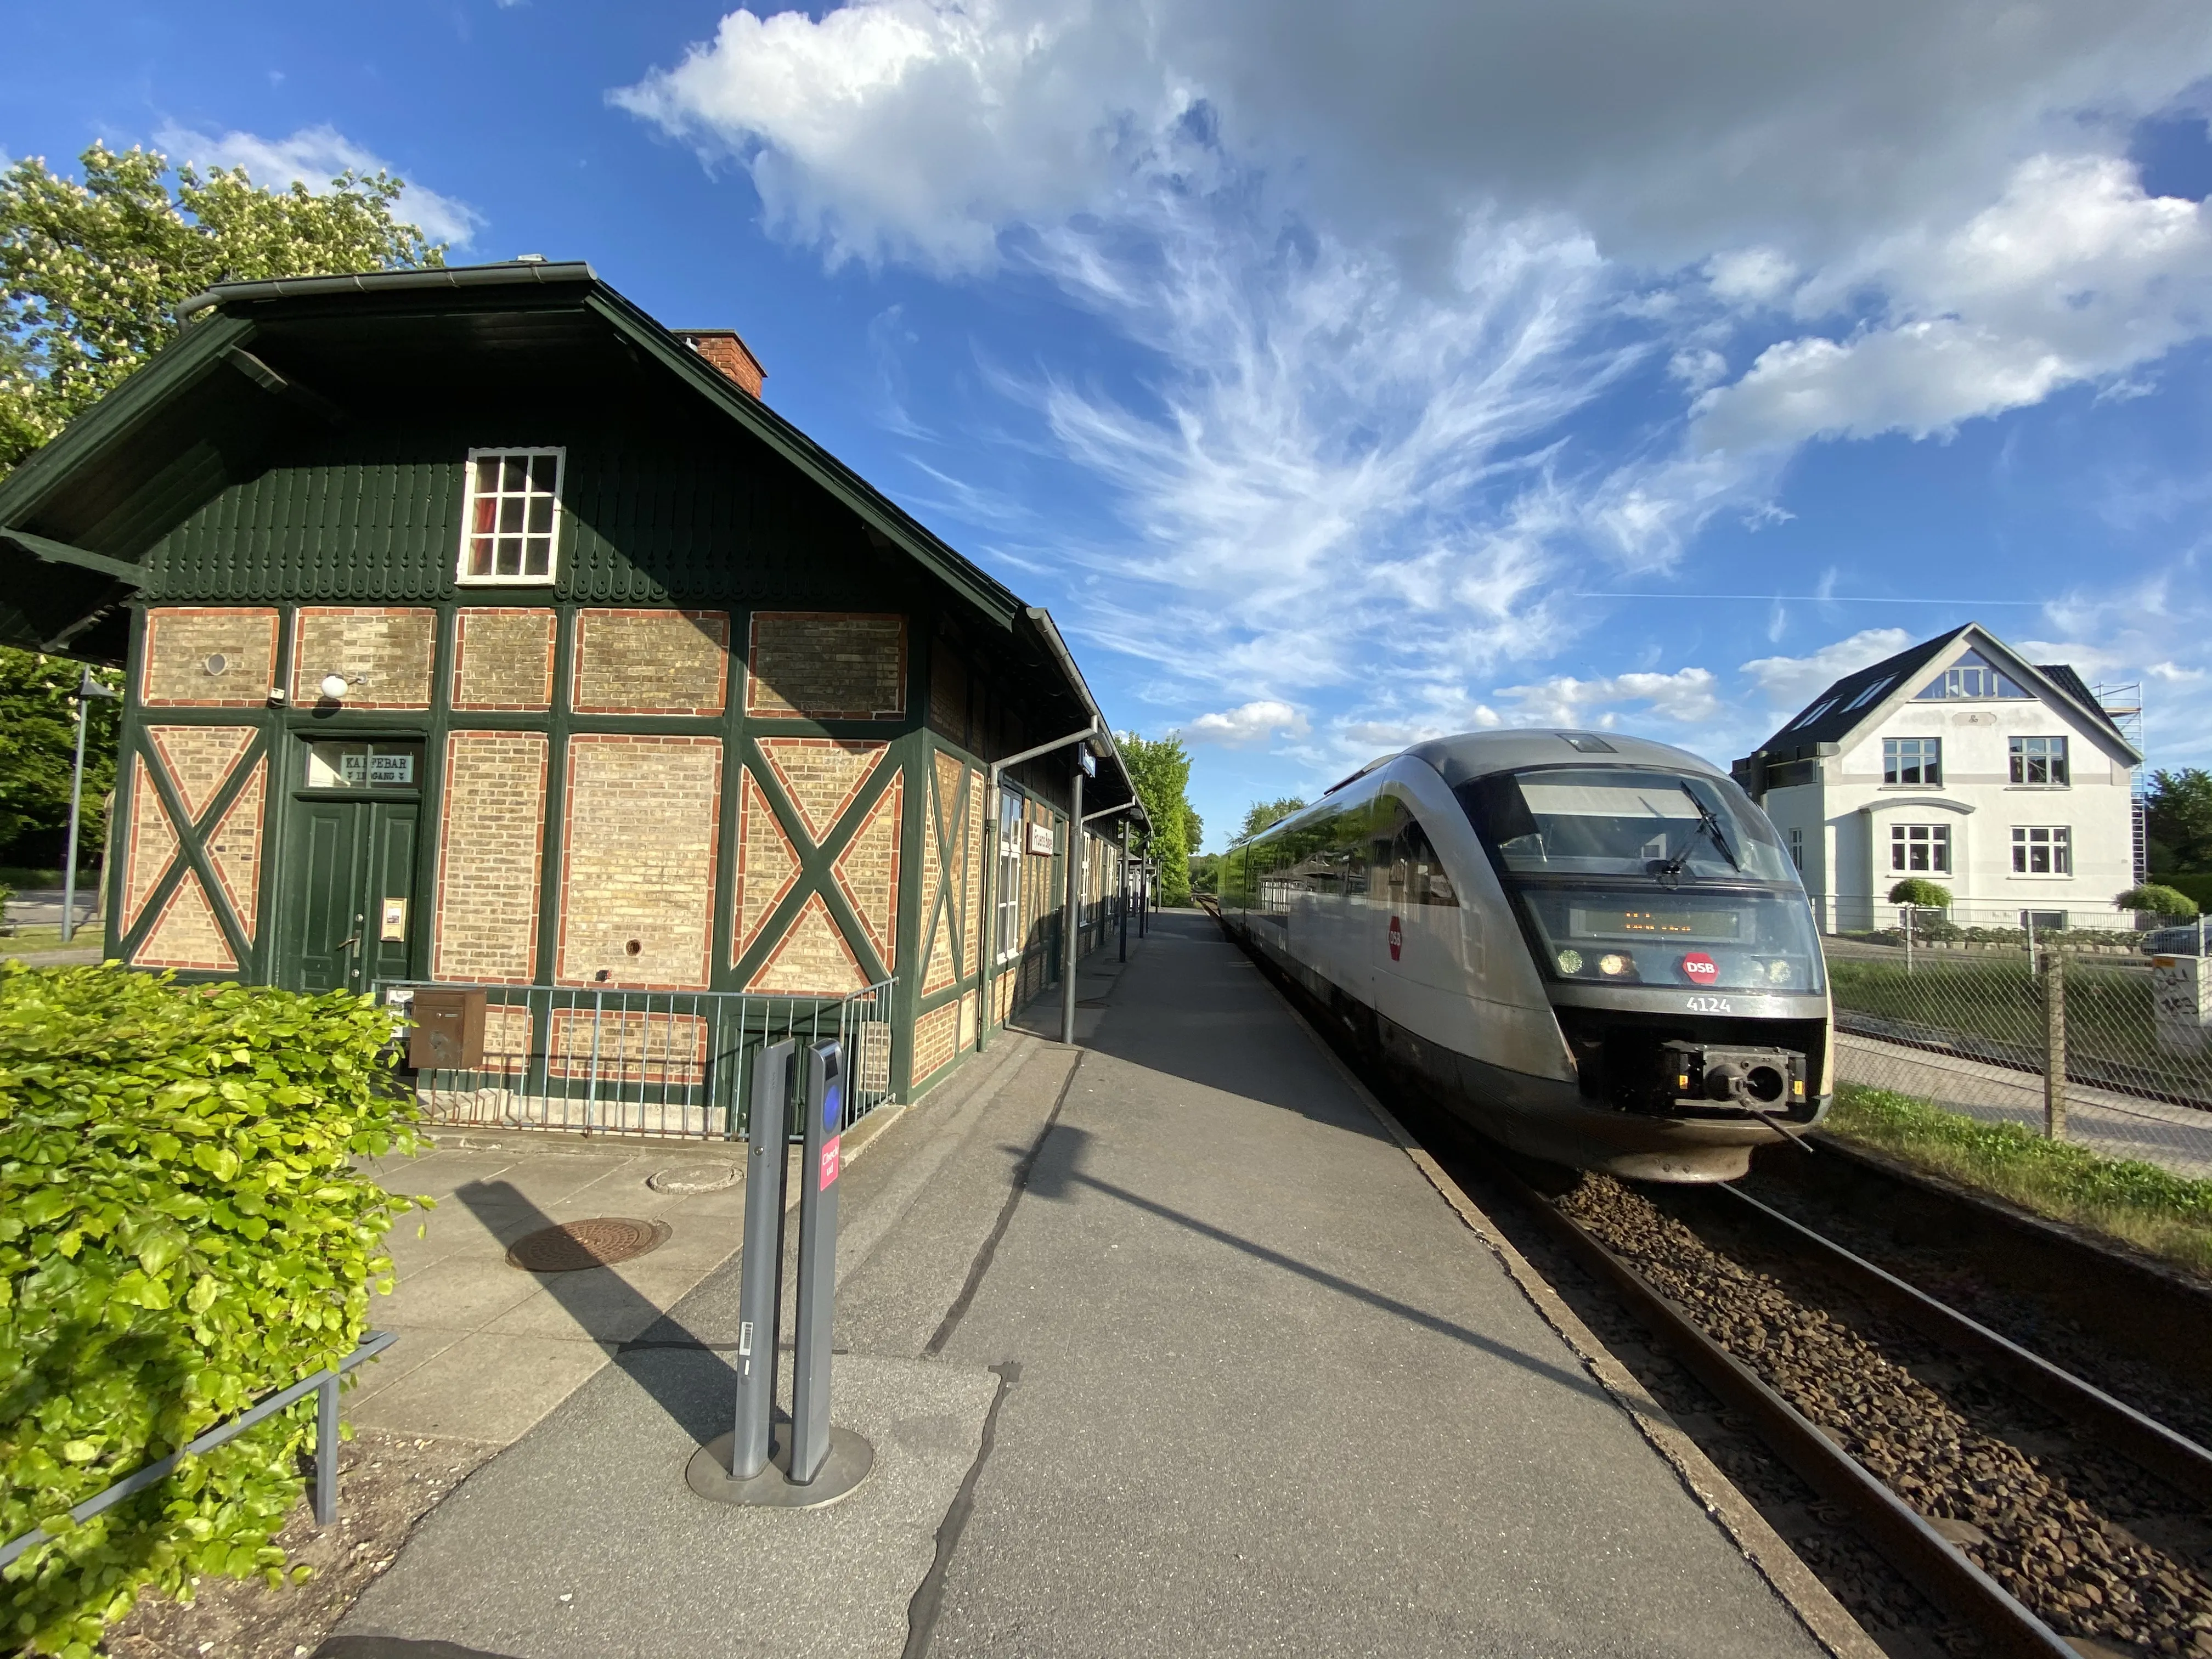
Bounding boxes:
1653 782 1740 887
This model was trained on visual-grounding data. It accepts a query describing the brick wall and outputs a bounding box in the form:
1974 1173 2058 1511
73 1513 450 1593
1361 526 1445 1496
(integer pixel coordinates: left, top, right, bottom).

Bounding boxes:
141 608 279 707
434 731 550 983
206 758 267 940
963 764 984 979
556 735 721 988
746 612 906 720
924 752 966 994
292 607 436 708
912 997 961 1085
833 772 901 972
757 738 884 842
453 608 556 710
733 769 801 965
573 609 729 714
748 891 866 995
136 877 236 972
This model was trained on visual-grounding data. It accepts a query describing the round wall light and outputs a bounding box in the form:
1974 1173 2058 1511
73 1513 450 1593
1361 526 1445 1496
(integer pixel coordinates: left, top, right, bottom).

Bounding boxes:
319 673 349 701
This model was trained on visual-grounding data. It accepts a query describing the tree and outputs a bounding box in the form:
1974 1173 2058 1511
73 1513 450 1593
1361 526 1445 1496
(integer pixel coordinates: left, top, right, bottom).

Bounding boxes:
1239 796 1306 839
2147 769 2212 876
1119 731 1197 906
0 651 122 870
0 144 439 868
1 141 444 477
1887 878 1952 909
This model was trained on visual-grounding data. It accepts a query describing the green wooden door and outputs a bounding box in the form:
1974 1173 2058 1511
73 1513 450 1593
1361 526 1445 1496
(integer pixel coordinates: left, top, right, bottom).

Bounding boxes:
281 798 420 993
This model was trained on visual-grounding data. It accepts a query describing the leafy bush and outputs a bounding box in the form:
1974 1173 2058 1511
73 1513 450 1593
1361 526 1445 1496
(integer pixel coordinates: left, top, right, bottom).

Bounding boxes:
0 965 423 1656
2118 883 2200 920
1887 877 1953 908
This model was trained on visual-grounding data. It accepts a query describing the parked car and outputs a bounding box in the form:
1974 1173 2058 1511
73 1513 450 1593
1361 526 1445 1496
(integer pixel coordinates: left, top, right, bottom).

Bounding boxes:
2141 921 2209 956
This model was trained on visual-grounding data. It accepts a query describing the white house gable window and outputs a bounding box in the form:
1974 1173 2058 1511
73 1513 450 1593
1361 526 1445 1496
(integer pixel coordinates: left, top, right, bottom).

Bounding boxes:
1883 737 1942 786
1914 650 2028 701
1891 823 1951 873
2012 826 2070 875
2009 736 2069 786
458 448 564 583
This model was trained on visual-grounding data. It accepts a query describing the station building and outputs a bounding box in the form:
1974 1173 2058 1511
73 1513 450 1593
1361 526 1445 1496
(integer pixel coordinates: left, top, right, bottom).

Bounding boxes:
1734 622 2142 933
0 260 1145 1108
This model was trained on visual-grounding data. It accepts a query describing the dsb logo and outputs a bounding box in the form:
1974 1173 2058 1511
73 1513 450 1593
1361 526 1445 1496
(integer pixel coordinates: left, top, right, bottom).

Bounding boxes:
1388 916 1403 961
1680 952 1719 986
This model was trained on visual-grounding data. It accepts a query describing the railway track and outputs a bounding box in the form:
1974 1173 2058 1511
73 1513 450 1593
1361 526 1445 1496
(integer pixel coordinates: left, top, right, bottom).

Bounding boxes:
1510 1168 2212 1657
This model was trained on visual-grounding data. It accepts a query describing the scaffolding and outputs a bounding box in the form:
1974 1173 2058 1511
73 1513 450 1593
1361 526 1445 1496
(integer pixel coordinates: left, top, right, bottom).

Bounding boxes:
2092 680 2146 885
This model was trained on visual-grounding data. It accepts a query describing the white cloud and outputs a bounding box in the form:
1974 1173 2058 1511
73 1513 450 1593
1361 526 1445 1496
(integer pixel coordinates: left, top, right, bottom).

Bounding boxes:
1739 628 1913 709
1694 155 2212 450
154 123 483 246
1184 699 1310 747
1494 667 1721 728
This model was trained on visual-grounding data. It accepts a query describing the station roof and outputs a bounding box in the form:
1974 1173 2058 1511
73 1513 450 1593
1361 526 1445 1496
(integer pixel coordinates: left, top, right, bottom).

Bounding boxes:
0 259 1148 825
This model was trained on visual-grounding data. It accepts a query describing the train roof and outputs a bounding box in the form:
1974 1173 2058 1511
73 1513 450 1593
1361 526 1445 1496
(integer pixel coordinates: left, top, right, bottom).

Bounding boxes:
1402 729 1725 788
1244 728 1725 845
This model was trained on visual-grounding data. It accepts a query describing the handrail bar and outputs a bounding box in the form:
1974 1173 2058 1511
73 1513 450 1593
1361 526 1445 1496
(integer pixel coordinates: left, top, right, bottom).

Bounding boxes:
0 1329 397 1568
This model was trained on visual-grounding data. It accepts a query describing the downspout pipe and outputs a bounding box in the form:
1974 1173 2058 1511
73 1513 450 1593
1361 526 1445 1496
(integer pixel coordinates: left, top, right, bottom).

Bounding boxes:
1062 759 1084 1045
978 721 1098 1053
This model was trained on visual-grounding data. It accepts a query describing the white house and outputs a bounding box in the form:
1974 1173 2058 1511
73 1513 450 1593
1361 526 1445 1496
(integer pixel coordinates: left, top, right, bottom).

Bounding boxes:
1733 624 2144 933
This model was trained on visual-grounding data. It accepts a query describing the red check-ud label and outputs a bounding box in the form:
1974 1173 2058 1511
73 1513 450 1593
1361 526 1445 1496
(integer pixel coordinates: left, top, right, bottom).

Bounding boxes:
1389 917 1403 961
1681 952 1719 986
820 1134 842 1189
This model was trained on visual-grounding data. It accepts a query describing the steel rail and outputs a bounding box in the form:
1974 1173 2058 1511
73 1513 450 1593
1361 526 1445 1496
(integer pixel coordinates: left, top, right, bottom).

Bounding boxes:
1510 1177 2078 1658
1713 1184 2212 1505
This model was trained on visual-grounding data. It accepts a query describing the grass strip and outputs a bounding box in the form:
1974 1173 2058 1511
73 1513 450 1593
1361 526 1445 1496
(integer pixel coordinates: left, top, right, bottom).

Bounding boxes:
1823 1082 2212 1278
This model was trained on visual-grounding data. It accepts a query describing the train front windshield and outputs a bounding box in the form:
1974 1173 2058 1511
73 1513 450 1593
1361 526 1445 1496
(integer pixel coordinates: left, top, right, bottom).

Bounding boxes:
1458 766 1825 994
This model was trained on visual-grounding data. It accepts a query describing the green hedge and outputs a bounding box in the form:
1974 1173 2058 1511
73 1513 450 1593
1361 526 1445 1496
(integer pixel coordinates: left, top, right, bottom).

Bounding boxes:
2152 873 2212 912
0 965 424 1656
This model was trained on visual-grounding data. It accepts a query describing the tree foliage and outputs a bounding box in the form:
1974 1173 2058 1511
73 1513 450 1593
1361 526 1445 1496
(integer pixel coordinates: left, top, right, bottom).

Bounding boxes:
0 142 444 477
0 652 122 866
2118 883 2199 920
1887 878 1953 909
1239 797 1306 840
2147 769 2212 877
1119 732 1196 906
0 965 424 1655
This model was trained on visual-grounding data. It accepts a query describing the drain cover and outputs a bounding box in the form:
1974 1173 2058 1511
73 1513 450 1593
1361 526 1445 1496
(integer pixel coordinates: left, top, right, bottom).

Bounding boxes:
506 1217 671 1272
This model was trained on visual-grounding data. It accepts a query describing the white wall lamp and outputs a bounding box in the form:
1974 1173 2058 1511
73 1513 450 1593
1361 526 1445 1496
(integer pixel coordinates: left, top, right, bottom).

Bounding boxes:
319 673 351 702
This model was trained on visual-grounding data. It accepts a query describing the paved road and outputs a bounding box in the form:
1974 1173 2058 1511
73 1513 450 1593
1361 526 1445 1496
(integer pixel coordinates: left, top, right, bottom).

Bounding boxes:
332 916 1827 1658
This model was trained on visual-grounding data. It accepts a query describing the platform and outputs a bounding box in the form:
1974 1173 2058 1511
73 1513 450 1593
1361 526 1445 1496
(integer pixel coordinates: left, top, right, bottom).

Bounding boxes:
327 913 1832 1658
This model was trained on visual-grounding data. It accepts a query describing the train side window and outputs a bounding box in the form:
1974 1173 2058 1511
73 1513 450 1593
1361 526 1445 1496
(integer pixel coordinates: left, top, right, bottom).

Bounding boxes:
1399 816 1460 907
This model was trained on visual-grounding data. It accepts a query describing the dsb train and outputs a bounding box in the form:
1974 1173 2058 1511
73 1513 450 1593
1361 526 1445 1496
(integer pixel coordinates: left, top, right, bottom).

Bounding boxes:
1217 730 1831 1182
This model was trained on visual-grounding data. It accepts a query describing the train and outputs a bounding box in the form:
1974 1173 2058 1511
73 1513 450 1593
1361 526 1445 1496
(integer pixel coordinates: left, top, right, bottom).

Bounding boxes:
1216 729 1831 1182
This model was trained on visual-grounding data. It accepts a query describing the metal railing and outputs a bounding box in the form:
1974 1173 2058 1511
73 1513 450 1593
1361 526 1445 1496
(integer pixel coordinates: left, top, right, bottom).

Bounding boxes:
1 1331 394 1573
377 980 895 1140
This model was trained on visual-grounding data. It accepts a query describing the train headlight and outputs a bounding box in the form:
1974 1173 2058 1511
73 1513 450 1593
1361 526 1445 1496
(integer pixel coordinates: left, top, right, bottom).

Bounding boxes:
1557 949 1584 974
1766 959 1792 985
1599 953 1631 977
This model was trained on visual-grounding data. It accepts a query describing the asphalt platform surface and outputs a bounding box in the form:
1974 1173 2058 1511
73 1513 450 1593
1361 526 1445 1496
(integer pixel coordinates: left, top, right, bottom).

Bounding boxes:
331 913 1825 1658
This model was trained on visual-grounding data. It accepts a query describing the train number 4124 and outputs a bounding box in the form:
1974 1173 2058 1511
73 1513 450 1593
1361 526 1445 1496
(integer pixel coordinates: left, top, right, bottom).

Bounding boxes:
1685 995 1733 1014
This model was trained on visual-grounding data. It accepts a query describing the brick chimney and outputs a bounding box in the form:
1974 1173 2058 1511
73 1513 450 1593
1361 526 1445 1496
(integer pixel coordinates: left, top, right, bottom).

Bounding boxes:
672 329 766 399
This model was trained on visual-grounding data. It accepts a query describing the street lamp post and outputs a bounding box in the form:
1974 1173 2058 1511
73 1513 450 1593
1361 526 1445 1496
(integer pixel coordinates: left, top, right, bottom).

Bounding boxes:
60 670 120 946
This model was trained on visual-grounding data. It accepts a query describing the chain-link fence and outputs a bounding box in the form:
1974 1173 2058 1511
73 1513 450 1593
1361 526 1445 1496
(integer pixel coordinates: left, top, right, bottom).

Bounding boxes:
1827 928 2212 1178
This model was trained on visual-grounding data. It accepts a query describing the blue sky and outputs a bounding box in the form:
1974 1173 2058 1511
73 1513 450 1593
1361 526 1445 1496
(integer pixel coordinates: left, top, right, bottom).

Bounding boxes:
9 0 2212 848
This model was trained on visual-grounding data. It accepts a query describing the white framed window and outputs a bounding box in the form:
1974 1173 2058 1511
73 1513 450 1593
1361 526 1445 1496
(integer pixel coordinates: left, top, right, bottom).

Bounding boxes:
456 448 565 584
1793 697 1836 730
1787 827 1804 871
1890 823 1951 874
2012 825 2071 875
2008 736 2069 786
1883 737 1942 786
1842 674 1895 713
995 788 1025 962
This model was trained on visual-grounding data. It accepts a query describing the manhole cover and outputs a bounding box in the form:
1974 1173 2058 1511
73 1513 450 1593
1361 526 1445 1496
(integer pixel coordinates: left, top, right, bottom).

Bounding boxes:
506 1217 672 1272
